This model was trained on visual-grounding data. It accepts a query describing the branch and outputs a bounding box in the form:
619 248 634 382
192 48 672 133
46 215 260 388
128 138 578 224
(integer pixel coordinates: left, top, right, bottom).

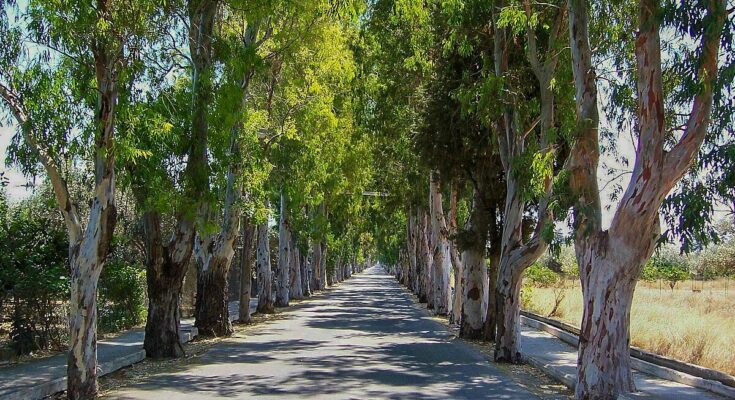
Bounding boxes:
0 82 83 243
663 0 726 185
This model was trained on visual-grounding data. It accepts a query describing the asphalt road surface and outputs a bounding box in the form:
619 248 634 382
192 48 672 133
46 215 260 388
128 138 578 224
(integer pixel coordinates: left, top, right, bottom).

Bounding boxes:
108 266 541 399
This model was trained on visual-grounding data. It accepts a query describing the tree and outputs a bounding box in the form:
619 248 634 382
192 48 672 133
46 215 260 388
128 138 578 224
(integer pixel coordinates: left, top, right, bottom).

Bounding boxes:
0 0 157 395
191 0 277 336
491 0 573 362
567 0 729 397
649 247 691 290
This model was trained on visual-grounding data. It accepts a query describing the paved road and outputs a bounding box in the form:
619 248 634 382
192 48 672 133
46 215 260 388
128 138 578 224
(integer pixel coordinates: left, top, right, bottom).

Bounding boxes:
109 267 539 399
0 300 253 399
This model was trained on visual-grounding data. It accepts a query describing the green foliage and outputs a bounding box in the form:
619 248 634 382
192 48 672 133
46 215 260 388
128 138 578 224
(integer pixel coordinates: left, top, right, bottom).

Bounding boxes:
640 260 659 282
646 246 692 289
520 283 534 310
525 262 561 288
0 190 69 355
98 259 147 333
693 234 735 278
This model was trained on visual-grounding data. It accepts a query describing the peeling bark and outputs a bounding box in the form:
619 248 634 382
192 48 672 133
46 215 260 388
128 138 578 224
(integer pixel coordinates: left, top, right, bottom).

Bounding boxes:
142 211 195 358
418 207 433 305
256 220 274 314
460 187 489 339
301 250 311 297
429 172 451 315
319 240 327 290
290 236 303 300
492 0 561 362
310 238 322 292
484 206 501 342
276 191 290 307
567 0 725 397
238 219 256 323
448 184 463 325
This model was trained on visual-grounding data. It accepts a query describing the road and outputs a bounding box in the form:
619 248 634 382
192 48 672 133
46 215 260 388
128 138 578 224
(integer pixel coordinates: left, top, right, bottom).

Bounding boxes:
108 266 541 399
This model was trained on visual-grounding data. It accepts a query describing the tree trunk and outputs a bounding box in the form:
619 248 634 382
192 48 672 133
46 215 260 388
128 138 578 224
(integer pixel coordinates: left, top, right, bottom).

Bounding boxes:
494 266 523 362
418 208 433 304
430 172 450 315
449 185 462 325
460 248 486 339
140 209 195 358
460 186 490 339
256 221 274 314
195 258 233 337
576 249 640 398
290 238 303 300
67 54 118 398
276 191 290 307
310 239 322 291
67 257 102 400
484 252 499 342
145 272 184 358
301 250 311 297
238 219 255 323
319 241 327 290
407 210 419 294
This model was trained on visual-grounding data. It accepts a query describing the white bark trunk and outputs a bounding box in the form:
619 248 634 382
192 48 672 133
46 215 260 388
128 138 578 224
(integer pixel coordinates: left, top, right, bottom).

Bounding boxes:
566 0 725 397
276 191 290 307
310 239 322 291
319 241 327 290
290 237 303 300
429 172 451 315
301 250 311 297
256 218 274 314
238 219 255 323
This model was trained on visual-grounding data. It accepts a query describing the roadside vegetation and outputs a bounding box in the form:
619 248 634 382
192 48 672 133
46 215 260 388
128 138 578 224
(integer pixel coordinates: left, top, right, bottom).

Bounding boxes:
0 0 734 399
523 234 735 375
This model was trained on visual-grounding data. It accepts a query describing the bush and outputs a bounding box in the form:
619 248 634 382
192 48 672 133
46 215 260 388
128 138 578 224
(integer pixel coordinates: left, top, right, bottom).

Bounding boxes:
696 240 735 278
98 259 147 333
520 284 534 310
525 262 561 288
0 192 70 355
640 259 658 282
650 246 691 290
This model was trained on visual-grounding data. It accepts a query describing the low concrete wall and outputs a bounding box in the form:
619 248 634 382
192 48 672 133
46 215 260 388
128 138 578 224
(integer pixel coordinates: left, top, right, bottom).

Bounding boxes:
521 314 735 399
2 327 201 400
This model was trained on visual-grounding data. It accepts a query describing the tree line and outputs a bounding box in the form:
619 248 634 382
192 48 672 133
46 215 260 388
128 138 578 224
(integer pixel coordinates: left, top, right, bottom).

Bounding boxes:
1 0 734 399
0 0 373 398
363 0 734 399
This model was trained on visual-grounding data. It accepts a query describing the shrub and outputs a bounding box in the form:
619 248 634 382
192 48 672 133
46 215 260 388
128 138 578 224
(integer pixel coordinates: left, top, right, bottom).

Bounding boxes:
696 240 735 278
650 246 691 290
0 192 70 355
520 283 534 310
98 259 147 333
640 259 659 282
525 262 560 288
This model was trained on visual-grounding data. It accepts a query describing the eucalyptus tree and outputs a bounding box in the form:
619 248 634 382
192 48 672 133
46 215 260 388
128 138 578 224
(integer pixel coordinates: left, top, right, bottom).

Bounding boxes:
268 15 361 304
359 0 434 303
417 0 508 339
191 0 278 335
491 0 575 362
0 0 159 396
567 0 731 397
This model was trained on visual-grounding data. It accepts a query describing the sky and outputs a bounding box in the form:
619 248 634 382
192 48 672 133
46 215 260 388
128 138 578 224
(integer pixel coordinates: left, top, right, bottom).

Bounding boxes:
0 125 33 201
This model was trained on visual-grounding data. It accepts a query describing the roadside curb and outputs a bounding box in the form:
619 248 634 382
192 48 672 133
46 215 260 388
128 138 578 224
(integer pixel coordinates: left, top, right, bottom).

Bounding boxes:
0 327 197 400
521 315 735 399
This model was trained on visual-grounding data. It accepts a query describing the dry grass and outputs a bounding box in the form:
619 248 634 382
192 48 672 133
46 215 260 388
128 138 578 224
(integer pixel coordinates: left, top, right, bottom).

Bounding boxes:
525 278 735 376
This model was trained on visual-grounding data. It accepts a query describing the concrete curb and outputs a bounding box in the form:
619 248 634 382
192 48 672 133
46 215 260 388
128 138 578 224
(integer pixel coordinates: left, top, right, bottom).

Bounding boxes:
521 316 735 399
0 325 203 400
